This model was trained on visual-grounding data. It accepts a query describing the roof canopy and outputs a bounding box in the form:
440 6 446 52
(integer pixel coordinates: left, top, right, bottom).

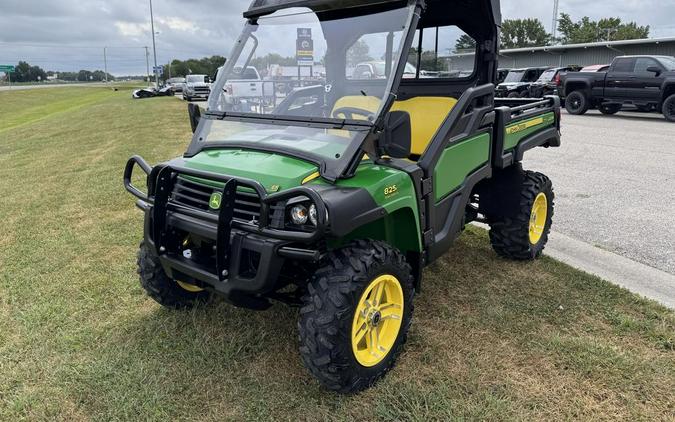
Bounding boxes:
244 0 501 35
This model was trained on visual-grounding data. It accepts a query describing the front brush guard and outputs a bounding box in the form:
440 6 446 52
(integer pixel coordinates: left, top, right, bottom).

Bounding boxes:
123 155 329 245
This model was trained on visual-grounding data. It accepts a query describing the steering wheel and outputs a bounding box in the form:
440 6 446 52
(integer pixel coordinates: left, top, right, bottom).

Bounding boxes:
332 106 375 121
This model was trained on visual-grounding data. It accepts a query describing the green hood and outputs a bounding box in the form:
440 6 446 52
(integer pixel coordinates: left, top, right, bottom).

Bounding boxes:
183 149 318 193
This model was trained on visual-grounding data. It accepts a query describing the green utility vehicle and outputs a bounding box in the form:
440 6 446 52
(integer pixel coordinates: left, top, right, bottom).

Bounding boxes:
124 0 561 393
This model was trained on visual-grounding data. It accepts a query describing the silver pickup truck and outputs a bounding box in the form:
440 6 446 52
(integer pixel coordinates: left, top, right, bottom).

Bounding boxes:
182 74 211 101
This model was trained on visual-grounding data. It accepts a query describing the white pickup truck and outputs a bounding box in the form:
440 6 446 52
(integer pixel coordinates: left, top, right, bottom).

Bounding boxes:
219 66 275 111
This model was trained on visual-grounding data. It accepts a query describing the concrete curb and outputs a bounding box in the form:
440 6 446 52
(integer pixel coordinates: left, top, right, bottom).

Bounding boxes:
473 223 675 309
544 231 675 309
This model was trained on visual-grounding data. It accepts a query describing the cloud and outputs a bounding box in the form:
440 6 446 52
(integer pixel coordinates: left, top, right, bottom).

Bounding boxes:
0 0 673 75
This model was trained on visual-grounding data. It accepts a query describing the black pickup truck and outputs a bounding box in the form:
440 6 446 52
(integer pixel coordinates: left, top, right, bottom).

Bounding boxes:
562 55 675 122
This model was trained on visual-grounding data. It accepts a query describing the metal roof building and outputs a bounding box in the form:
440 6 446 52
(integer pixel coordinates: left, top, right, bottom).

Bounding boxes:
446 37 675 70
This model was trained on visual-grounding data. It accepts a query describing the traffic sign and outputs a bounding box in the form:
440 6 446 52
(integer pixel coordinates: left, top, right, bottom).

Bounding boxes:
0 65 15 72
153 66 164 75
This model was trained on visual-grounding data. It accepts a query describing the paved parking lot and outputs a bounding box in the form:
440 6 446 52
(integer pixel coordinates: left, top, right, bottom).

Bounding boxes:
525 110 675 275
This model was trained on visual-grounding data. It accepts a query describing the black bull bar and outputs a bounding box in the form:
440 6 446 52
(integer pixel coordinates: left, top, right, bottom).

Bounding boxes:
123 155 328 282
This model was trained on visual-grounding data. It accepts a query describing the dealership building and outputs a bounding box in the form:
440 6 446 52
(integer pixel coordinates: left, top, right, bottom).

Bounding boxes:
447 37 675 70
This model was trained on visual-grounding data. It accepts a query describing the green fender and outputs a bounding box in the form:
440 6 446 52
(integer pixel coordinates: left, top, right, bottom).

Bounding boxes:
317 162 422 253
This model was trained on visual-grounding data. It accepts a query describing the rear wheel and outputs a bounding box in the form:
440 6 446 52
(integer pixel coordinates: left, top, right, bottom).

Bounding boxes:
565 91 589 115
662 94 675 122
507 92 521 99
599 104 621 115
489 171 554 260
298 240 414 393
137 242 211 309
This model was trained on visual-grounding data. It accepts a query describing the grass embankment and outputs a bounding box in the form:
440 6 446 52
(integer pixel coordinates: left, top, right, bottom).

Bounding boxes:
0 87 673 421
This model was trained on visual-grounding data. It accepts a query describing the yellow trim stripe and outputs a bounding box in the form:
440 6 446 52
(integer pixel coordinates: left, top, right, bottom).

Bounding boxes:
301 171 321 185
506 116 545 135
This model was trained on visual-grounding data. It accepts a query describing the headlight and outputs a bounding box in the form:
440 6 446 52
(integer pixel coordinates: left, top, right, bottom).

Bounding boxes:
290 204 308 225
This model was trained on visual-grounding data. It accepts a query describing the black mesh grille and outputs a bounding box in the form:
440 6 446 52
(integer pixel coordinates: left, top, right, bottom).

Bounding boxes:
171 177 262 223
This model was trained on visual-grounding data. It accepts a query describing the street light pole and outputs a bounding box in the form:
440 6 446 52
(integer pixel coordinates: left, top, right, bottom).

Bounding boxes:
103 47 108 83
149 0 159 88
551 0 559 41
145 46 151 84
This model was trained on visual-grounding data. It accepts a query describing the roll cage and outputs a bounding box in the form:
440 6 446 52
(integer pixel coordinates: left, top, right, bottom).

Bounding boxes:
194 0 501 182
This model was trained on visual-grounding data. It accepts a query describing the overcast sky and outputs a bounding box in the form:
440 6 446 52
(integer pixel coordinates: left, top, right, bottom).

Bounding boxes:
1 0 674 76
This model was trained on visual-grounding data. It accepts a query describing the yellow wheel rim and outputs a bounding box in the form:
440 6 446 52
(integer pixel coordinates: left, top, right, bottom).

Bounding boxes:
351 274 404 367
176 280 204 293
529 192 548 245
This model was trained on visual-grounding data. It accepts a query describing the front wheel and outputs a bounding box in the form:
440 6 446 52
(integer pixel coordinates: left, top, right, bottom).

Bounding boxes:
137 242 211 309
599 104 621 115
662 94 675 122
565 91 589 115
489 171 554 260
298 240 414 393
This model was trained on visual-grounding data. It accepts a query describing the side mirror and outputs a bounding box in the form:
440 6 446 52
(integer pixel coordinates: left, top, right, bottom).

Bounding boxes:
646 66 662 76
188 103 201 133
379 111 411 159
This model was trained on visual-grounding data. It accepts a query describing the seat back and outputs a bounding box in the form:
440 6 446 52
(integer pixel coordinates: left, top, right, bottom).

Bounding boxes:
332 96 458 157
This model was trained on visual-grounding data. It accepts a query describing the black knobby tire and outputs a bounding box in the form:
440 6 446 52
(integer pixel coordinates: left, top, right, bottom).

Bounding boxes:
298 240 414 393
565 91 589 115
662 94 675 122
599 104 621 115
507 92 521 99
489 171 554 260
137 242 211 309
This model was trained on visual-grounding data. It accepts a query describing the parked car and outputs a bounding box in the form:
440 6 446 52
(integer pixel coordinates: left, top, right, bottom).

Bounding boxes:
352 61 417 79
496 68 511 84
165 77 186 93
221 66 278 111
132 86 174 99
495 67 550 98
183 74 211 101
563 55 675 121
528 66 581 99
580 64 609 73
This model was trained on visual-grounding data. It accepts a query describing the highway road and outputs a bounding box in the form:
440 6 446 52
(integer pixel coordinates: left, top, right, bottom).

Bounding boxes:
0 82 108 91
525 110 675 275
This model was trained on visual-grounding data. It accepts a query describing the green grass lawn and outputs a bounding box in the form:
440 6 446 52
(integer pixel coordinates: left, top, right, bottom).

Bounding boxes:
0 87 673 421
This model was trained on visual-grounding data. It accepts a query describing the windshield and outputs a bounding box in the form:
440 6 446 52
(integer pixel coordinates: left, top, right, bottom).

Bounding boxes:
504 70 525 83
199 4 415 174
187 75 207 83
657 56 675 70
209 5 414 121
537 69 557 82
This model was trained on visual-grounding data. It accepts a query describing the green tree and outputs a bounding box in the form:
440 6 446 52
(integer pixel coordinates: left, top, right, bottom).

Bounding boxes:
10 61 47 82
347 39 373 67
501 18 552 49
557 13 650 44
164 55 226 80
454 34 476 52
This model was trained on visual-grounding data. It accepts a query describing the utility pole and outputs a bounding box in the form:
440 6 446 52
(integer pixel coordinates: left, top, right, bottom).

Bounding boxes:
145 46 151 84
167 59 172 79
149 0 159 88
103 47 108 83
551 0 560 41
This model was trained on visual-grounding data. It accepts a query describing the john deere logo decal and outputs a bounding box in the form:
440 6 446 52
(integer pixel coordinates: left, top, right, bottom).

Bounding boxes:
209 192 222 210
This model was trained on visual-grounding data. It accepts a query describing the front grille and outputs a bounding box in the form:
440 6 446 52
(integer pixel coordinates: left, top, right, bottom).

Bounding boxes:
194 87 210 93
171 177 262 223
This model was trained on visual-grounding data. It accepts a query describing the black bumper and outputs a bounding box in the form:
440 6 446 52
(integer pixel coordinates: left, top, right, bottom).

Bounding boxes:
125 156 326 305
141 204 292 298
